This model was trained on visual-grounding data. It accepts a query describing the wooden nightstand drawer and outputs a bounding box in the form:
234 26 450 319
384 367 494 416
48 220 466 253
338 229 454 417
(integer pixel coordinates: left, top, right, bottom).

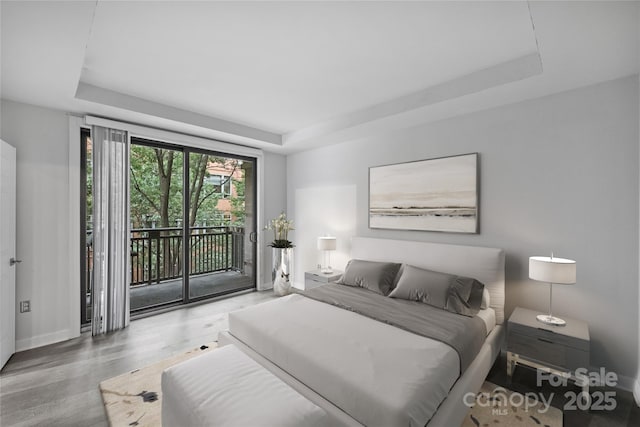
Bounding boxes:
509 322 589 352
507 307 590 375
507 332 588 371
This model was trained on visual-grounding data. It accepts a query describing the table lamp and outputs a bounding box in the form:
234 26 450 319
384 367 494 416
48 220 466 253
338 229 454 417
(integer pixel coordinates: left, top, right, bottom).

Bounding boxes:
529 254 576 326
317 236 337 274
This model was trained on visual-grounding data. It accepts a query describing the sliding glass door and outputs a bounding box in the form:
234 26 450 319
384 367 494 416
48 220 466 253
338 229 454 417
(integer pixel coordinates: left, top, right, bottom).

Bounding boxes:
81 131 257 324
129 139 185 312
127 138 257 313
80 128 92 327
186 151 256 301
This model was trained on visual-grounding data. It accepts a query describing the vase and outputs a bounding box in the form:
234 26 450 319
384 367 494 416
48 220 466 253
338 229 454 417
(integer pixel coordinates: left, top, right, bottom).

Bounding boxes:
272 247 293 296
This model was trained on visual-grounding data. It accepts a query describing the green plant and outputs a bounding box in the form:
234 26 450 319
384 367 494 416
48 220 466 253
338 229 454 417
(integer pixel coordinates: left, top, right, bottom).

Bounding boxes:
265 212 294 248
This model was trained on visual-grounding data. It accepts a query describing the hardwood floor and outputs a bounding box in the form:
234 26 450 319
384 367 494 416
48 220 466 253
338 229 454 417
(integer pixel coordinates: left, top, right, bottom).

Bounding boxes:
2 292 639 427
0 290 274 426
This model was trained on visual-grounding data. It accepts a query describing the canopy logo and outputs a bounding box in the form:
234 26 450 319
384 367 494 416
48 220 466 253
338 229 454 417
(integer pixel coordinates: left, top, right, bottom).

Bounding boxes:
463 386 553 416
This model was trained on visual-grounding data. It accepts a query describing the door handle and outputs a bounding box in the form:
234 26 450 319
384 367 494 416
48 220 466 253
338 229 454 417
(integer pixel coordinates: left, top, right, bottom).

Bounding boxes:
9 258 22 266
249 232 257 243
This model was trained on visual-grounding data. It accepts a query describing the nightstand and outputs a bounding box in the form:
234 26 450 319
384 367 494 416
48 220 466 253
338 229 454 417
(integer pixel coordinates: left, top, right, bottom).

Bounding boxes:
507 307 590 394
303 269 343 290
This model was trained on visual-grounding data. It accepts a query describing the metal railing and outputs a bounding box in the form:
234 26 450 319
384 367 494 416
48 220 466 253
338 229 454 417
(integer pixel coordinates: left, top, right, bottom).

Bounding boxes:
86 226 245 287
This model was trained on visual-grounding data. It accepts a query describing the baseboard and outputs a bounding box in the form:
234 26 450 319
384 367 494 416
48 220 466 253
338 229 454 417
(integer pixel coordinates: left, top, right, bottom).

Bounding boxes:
15 328 73 352
633 378 640 407
257 282 274 291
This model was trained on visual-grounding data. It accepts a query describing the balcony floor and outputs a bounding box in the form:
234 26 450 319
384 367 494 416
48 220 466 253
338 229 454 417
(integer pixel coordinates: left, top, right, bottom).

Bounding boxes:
130 270 254 311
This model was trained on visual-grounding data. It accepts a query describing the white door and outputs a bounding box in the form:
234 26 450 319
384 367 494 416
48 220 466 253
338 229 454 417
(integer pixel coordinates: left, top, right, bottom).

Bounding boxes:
0 139 17 370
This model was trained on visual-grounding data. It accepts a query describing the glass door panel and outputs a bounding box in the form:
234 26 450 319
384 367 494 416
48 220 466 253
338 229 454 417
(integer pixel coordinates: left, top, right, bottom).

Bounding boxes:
187 152 256 300
80 128 92 326
129 141 184 312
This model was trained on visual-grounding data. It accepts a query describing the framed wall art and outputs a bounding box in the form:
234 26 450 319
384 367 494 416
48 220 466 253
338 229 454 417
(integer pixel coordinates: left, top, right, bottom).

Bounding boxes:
369 153 478 233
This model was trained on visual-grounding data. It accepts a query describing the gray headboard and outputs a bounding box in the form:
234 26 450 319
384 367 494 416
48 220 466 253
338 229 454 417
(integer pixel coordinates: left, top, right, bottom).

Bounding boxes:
351 237 506 324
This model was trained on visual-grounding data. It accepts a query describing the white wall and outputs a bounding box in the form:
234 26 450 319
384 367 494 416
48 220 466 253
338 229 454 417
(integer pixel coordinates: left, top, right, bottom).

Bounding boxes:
293 185 357 284
287 76 640 388
0 100 75 350
0 99 287 350
262 151 287 286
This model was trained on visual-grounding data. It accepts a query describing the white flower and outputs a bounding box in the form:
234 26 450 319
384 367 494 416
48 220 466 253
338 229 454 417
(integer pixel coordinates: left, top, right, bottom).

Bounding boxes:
265 212 294 247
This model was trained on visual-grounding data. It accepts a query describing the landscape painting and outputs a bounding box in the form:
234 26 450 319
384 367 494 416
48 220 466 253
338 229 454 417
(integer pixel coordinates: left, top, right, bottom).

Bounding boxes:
369 153 478 233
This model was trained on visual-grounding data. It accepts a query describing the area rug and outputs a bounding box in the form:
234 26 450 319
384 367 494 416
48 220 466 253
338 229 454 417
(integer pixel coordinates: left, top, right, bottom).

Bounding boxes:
99 342 218 427
102 351 562 427
461 381 563 427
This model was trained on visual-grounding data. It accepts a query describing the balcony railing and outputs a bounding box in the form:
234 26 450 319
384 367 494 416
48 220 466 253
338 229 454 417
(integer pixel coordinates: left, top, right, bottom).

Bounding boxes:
86 226 245 288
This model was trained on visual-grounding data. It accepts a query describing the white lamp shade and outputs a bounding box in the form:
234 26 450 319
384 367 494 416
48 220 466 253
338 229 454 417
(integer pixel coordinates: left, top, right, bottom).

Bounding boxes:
529 256 576 284
317 236 337 251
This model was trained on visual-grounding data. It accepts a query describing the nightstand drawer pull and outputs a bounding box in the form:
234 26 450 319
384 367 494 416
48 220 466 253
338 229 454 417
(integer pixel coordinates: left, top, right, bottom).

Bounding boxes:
538 338 554 344
537 328 556 334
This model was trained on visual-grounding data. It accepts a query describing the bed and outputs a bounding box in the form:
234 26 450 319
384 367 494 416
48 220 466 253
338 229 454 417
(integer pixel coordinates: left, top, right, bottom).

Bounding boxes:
175 237 505 426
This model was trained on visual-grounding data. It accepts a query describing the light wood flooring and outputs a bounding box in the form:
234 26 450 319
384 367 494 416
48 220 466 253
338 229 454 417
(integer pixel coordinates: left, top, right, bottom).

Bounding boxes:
0 290 274 426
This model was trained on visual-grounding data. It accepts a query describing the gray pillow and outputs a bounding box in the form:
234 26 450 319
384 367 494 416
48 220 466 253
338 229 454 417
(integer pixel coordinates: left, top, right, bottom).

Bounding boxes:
388 264 452 308
446 276 485 317
337 259 401 295
389 264 486 316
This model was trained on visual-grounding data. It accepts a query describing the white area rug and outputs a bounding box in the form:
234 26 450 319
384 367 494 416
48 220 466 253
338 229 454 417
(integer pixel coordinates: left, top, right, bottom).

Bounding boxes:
462 381 563 427
99 342 218 427
101 346 562 427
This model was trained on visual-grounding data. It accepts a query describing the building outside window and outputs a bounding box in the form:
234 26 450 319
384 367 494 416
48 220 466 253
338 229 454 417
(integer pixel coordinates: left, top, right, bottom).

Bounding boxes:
206 174 232 198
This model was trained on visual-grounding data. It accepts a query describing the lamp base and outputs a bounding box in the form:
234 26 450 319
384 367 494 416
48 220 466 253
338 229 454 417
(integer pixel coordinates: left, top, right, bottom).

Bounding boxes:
536 314 566 326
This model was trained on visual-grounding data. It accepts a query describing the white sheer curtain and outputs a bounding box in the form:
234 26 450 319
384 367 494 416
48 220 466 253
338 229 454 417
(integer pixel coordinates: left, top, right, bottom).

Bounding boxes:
92 126 130 335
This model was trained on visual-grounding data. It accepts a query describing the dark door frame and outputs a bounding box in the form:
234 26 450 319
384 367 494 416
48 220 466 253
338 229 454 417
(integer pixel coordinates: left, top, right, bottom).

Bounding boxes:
80 127 91 327
182 146 258 305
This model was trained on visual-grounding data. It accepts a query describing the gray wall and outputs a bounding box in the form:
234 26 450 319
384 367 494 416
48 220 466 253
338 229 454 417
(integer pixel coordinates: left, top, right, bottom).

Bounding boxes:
0 99 287 350
287 76 639 386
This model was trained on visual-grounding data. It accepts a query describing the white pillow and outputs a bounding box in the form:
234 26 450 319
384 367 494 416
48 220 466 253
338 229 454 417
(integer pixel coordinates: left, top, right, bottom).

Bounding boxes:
481 288 490 310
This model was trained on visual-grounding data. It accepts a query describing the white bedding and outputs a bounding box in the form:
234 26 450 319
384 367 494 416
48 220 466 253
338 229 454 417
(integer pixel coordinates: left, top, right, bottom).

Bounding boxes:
229 294 462 427
161 344 330 427
477 307 496 335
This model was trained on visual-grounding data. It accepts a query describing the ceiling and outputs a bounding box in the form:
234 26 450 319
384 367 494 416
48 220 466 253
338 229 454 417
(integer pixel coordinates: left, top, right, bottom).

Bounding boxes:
1 1 638 153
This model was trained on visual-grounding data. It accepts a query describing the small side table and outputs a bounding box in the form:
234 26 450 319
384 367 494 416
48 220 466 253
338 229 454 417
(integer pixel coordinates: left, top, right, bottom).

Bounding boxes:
303 269 343 290
507 307 590 395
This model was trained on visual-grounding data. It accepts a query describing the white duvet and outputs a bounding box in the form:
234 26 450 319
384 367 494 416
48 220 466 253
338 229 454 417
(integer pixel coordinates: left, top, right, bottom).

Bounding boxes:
228 294 461 427
162 344 330 427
